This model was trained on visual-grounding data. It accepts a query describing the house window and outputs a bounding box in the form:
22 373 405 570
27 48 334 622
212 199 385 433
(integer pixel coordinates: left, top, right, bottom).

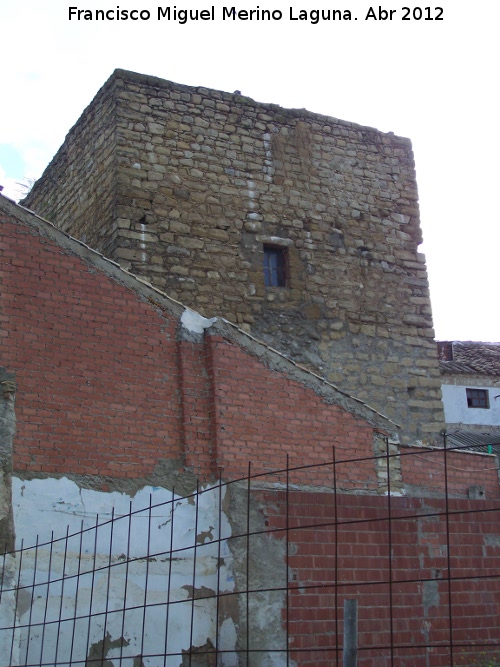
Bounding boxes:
466 388 489 409
263 246 287 287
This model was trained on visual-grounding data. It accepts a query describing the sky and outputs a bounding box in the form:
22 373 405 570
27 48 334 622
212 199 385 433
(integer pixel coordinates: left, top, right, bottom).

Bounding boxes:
0 0 498 342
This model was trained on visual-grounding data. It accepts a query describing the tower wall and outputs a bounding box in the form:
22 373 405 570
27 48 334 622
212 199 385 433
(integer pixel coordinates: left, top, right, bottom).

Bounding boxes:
23 69 444 443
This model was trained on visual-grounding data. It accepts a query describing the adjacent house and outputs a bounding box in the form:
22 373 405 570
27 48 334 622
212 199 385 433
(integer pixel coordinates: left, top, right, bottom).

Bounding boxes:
438 340 500 453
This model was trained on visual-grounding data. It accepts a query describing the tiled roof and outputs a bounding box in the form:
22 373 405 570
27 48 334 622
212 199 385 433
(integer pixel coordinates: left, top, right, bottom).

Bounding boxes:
438 341 500 377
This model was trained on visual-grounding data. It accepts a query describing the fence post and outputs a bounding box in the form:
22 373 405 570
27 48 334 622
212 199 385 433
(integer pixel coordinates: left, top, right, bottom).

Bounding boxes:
343 599 358 667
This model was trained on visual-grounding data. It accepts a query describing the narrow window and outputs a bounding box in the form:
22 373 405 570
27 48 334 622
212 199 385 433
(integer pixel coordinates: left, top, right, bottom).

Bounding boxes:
263 246 287 287
466 388 489 409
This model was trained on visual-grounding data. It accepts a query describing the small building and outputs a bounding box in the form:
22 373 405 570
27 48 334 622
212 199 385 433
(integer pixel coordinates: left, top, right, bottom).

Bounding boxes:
438 340 500 452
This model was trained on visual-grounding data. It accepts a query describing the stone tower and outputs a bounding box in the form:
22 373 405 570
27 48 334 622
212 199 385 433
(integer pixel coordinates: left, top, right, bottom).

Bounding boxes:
23 69 444 444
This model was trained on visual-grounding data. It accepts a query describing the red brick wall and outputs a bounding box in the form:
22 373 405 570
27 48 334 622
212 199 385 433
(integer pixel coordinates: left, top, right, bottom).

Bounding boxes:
0 215 183 478
177 337 217 478
207 335 379 488
1 206 382 486
400 445 500 499
2 204 500 667
260 488 500 667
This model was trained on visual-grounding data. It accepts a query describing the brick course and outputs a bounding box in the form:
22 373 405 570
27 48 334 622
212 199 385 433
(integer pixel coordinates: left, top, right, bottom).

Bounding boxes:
401 444 500 499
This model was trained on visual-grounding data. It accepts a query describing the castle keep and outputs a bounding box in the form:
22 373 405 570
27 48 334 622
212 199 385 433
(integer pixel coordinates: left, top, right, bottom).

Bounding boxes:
23 68 444 443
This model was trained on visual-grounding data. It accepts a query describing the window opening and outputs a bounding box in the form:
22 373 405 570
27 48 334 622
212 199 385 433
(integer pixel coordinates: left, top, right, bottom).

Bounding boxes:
263 246 287 287
466 388 489 409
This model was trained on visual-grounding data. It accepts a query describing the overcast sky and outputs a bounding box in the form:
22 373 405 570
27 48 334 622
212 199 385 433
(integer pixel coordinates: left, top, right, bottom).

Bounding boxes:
0 0 498 342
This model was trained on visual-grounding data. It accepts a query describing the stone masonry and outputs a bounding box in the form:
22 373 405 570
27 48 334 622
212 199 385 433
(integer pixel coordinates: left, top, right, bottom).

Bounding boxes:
23 69 444 444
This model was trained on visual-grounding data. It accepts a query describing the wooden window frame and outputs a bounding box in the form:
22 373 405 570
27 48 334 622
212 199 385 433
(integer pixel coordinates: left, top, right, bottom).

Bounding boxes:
466 388 490 409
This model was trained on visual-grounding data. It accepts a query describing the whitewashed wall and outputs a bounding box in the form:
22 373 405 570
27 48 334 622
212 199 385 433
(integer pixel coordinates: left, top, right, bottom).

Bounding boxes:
441 384 500 426
1 477 238 667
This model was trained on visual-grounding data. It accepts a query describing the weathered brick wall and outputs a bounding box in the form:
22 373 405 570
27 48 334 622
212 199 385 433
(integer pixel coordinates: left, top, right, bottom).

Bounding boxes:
2 198 499 666
259 489 500 666
23 69 444 445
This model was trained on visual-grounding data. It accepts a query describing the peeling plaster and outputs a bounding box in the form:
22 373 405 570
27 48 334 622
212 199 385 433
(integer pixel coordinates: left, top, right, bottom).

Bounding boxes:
224 482 291 667
181 309 217 335
422 579 440 617
4 476 239 666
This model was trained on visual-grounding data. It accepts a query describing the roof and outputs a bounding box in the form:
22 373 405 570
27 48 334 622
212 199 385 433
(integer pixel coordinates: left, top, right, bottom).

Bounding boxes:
438 341 500 377
446 426 500 458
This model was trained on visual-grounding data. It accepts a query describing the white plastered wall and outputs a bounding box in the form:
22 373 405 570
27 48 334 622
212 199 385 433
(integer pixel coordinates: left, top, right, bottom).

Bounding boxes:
441 384 500 427
1 477 238 667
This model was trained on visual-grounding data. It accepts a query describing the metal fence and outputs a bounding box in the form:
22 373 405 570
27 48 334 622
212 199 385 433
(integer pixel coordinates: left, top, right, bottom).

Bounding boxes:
1 437 500 667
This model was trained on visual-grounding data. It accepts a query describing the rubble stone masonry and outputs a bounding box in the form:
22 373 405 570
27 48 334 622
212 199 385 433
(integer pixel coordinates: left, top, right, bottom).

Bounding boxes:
23 69 444 444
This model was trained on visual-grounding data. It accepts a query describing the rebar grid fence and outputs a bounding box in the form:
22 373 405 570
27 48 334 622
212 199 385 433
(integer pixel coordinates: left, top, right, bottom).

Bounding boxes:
1 436 500 667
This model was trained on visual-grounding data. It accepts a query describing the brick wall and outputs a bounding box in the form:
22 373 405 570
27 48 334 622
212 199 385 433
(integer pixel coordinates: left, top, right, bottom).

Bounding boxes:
401 445 500 499
23 69 445 445
2 196 499 666
207 335 379 489
0 213 183 480
2 198 497 496
259 488 500 666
